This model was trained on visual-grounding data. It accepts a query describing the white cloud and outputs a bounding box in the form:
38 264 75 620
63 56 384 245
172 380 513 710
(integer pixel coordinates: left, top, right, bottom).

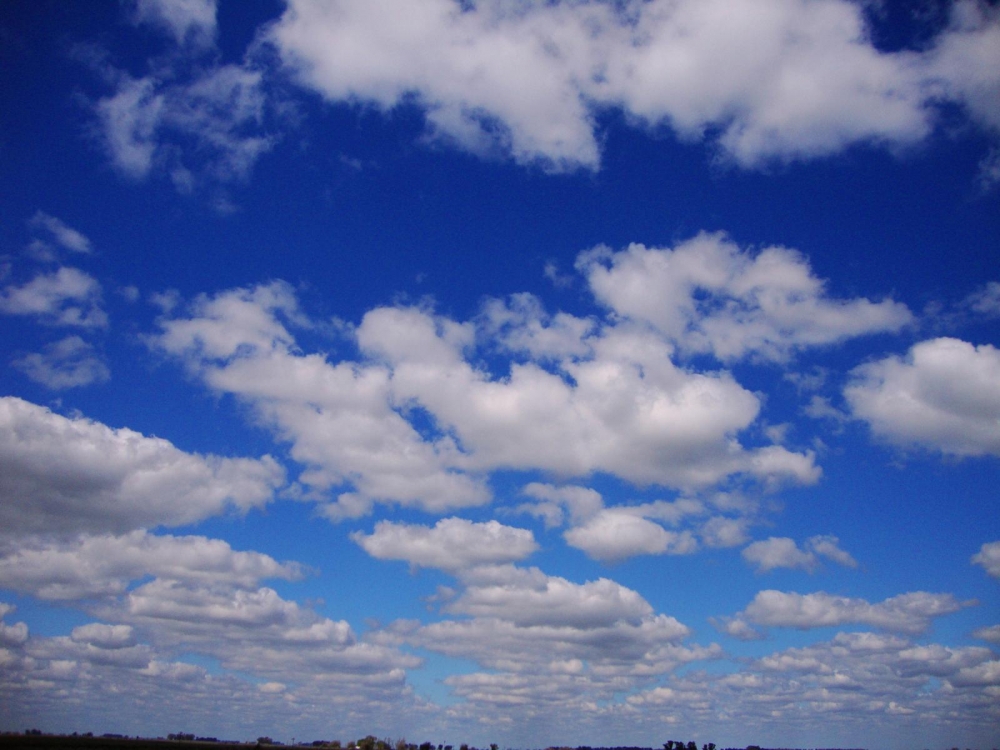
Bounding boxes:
358 304 819 488
564 510 696 562
70 622 137 649
12 336 110 389
732 589 973 634
743 537 818 573
28 212 92 254
808 535 859 569
925 1 1000 136
153 283 490 517
130 0 218 47
518 482 605 528
0 604 29 647
845 337 1000 457
972 624 1000 644
351 518 538 572
95 65 274 186
0 396 284 535
963 280 1000 316
742 535 858 573
0 530 302 601
0 267 107 328
972 540 1000 579
154 281 819 519
579 232 912 362
383 564 709 701
267 0 1000 170
445 566 657 629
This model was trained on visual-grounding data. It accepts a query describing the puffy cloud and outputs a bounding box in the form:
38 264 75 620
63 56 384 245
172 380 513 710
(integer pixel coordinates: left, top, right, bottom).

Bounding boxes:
579 232 912 362
0 267 107 328
154 281 818 519
742 537 818 573
351 518 538 572
564 510 696 562
12 336 110 389
517 482 605 528
972 540 1000 579
0 604 29 647
358 304 818 488
28 211 92 254
845 337 1000 457
392 567 701 690
742 535 858 573
444 565 657 629
267 0 1000 170
925 1 1000 136
0 396 284 535
0 530 302 601
153 283 490 517
972 624 1000 644
731 589 973 634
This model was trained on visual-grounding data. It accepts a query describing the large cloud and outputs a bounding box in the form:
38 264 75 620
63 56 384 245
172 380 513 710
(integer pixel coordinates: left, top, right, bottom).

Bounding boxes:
357 304 819 488
267 0 1000 170
578 232 912 362
153 282 491 518
153 278 819 519
0 396 285 535
845 337 1000 457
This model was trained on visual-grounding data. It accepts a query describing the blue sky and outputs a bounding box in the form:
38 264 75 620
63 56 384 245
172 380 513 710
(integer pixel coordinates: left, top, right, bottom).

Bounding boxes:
1 1 999 748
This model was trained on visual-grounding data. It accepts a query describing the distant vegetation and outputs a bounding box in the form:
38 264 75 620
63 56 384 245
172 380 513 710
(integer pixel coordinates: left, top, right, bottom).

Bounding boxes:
9 729 988 750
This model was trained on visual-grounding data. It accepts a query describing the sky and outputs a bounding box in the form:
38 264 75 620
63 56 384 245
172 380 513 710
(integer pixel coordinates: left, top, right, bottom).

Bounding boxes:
1 0 999 748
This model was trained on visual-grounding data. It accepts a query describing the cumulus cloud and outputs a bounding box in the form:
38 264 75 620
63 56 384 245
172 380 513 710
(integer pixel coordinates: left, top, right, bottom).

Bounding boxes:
972 624 1000 644
12 336 110 389
729 589 973 634
0 396 284 535
357 304 818 488
351 518 538 572
845 337 1000 457
380 563 711 709
153 279 819 519
153 282 490 517
564 510 696 562
0 530 302 601
0 267 107 328
972 541 1000 579
742 535 858 573
266 0 1000 170
579 232 912 362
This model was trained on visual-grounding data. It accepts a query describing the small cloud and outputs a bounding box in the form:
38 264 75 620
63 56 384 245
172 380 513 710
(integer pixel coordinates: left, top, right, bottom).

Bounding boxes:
710 615 765 641
0 267 107 328
742 535 857 573
29 211 92 254
13 336 110 389
543 260 574 289
972 541 1000 579
118 285 141 303
972 624 1000 644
